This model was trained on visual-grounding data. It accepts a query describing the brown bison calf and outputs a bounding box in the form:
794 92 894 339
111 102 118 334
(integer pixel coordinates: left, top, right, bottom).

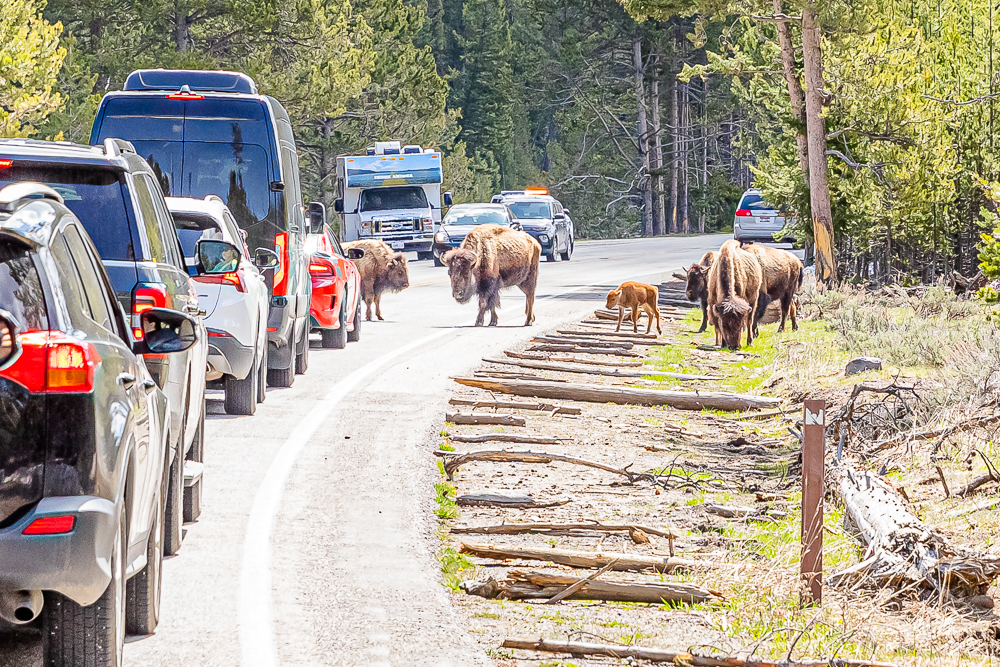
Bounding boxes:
442 224 541 326
741 243 802 334
606 282 662 334
342 239 410 321
708 239 762 350
685 250 716 333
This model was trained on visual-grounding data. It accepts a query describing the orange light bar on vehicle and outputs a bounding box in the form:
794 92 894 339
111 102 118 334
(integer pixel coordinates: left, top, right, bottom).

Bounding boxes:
23 515 76 535
525 187 548 195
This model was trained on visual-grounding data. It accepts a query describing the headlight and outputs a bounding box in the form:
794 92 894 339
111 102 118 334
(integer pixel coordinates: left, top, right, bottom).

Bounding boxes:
435 231 448 243
539 234 549 243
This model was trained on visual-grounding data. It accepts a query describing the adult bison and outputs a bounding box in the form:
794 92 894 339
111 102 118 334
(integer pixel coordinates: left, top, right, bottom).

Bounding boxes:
342 239 410 321
742 243 802 334
442 224 541 326
685 250 717 333
708 239 762 350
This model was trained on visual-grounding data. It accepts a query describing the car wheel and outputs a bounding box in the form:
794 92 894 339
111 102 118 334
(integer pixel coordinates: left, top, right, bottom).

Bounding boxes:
183 397 204 523
322 301 348 349
546 251 560 262
433 253 445 267
256 344 267 404
347 302 361 343
267 363 294 388
164 431 183 556
44 502 125 666
416 251 433 261
295 324 309 374
224 355 257 416
126 495 162 635
561 239 573 261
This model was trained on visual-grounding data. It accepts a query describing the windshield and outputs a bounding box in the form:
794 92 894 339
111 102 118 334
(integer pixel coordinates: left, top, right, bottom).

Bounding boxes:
360 187 428 212
444 208 508 226
183 142 270 229
507 201 551 219
0 167 135 261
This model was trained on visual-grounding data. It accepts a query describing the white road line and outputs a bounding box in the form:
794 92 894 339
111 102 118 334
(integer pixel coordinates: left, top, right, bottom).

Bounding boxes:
238 329 453 667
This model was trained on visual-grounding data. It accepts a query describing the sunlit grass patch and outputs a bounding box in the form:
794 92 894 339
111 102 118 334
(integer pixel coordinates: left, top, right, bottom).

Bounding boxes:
437 546 475 591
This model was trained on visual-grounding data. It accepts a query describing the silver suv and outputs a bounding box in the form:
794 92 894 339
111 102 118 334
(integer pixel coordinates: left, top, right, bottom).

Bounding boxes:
734 189 794 242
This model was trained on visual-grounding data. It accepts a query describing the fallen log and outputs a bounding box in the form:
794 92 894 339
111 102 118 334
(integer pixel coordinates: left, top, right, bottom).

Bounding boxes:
504 350 644 368
704 504 788 520
550 335 671 347
474 370 568 382
433 448 644 482
449 521 677 539
527 344 640 357
556 329 658 340
459 542 698 573
456 494 571 508
448 397 581 415
445 412 526 427
453 377 781 411
955 473 998 497
483 357 718 381
828 461 1000 594
461 569 718 604
533 335 633 349
447 433 569 445
500 638 900 667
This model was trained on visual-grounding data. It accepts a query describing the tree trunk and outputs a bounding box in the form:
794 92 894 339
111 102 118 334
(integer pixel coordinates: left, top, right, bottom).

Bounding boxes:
633 37 653 236
670 34 680 234
700 76 708 234
651 52 665 236
681 79 690 233
175 2 189 53
775 0 810 188
800 5 837 282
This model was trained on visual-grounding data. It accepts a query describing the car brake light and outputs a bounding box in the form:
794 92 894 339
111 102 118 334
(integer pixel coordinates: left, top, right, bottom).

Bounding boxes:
132 283 168 340
273 233 289 296
309 261 334 276
166 92 204 100
735 209 752 217
23 515 76 535
0 331 100 393
0 159 11 169
194 271 244 292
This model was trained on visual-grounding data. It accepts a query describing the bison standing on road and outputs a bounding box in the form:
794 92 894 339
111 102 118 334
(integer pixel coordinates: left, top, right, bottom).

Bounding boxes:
708 239 763 350
342 239 410 321
685 250 717 333
741 243 802 334
442 224 541 326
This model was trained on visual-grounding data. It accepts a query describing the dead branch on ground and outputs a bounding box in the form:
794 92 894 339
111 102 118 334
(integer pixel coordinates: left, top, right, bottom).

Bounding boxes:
460 569 718 604
459 542 700 573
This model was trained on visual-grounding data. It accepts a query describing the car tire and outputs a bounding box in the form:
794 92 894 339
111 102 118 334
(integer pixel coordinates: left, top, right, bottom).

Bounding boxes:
43 502 125 666
417 251 433 261
256 344 267 404
224 356 257 416
126 496 162 635
347 302 361 343
267 362 294 388
322 301 348 349
295 324 309 374
163 431 183 556
546 251 560 262
183 397 204 523
433 253 445 267
561 240 573 261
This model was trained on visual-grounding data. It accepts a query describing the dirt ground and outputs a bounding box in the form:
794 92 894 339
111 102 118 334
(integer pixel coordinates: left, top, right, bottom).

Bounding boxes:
431 280 1000 666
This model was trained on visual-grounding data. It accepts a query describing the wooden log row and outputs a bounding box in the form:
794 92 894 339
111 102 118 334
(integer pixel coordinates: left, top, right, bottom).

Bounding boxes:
483 357 719 381
456 494 570 508
447 433 569 445
460 569 718 604
505 350 643 368
433 448 641 482
450 521 677 539
533 335 633 349
527 344 640 357
446 412 526 427
459 542 699 573
448 397 581 415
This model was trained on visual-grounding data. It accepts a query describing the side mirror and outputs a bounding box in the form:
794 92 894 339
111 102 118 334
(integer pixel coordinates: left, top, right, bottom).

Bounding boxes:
254 248 279 270
511 221 522 231
334 198 344 214
197 239 241 275
346 247 365 260
443 192 453 207
0 310 21 369
136 307 199 354
308 202 326 234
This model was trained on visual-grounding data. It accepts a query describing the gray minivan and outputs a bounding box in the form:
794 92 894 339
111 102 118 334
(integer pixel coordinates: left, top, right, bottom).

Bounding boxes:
733 189 794 243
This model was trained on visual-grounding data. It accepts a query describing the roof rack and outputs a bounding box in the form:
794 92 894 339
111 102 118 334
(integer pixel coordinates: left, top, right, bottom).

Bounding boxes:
123 69 258 95
0 182 64 213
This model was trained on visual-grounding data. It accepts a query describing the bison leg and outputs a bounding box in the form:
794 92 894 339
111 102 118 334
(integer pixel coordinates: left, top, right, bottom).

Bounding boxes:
364 297 373 321
615 307 624 332
631 307 640 333
488 307 499 326
518 277 537 326
698 297 708 333
374 294 384 321
745 294 759 348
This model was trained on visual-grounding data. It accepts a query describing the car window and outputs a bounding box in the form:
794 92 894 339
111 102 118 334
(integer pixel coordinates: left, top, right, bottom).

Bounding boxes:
740 193 775 211
144 176 185 269
443 208 508 226
507 201 551 219
132 175 168 263
182 142 271 229
49 235 94 329
327 230 345 257
224 212 250 254
63 226 115 332
0 166 136 261
0 242 48 332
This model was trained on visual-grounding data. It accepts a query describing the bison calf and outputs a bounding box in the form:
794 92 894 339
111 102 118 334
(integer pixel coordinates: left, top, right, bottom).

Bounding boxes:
685 250 716 333
342 239 410 321
442 224 541 326
741 243 802 334
708 239 762 350
606 282 662 334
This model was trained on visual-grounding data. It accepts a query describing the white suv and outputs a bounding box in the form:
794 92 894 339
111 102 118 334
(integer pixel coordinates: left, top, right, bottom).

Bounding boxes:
167 196 276 415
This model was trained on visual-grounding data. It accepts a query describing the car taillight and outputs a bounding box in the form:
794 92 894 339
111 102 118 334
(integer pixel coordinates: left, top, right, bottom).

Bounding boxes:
0 159 12 169
273 232 289 296
0 332 100 394
132 283 168 340
309 261 334 276
735 209 752 217
23 515 76 535
166 92 204 100
194 270 245 293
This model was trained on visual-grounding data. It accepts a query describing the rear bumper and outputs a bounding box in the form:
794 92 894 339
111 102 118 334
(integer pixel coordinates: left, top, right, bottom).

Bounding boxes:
309 282 340 330
207 331 255 380
0 496 117 606
734 223 794 243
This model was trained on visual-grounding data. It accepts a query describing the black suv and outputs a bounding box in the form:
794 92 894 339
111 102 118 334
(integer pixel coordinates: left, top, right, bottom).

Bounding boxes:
0 139 212 555
0 182 201 663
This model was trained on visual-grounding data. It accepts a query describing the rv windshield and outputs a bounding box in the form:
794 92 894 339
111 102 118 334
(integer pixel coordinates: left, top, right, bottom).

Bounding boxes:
360 187 428 212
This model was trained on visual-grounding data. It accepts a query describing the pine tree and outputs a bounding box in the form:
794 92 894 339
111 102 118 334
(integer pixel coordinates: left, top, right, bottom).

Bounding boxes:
0 0 65 137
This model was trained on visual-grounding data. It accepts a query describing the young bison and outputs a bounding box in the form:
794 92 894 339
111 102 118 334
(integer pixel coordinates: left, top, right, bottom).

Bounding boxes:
741 243 802 334
342 239 410 321
708 239 762 350
685 250 717 333
606 282 662 334
442 224 541 326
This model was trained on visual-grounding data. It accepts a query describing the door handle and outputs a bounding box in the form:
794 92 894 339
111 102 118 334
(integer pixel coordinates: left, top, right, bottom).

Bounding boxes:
117 373 137 389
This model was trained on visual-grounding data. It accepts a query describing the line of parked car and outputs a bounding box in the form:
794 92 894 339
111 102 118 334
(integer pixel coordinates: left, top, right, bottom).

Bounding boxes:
0 69 364 664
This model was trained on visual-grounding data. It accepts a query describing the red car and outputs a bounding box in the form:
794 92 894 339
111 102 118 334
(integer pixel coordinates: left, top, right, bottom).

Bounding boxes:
306 224 364 348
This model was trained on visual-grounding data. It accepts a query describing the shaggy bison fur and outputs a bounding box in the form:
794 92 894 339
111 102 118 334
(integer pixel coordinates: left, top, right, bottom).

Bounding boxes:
442 224 541 326
685 250 717 333
606 282 662 334
741 243 803 334
342 239 410 321
707 239 763 350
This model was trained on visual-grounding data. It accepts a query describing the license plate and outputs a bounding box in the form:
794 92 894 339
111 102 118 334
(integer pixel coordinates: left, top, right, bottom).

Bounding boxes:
390 241 405 250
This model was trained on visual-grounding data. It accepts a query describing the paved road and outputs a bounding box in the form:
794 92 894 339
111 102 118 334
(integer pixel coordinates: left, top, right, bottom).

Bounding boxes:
1 234 727 666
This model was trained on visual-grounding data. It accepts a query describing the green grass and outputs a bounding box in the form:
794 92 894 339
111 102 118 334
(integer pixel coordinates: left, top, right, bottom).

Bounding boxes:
437 547 474 591
434 481 459 519
438 441 455 451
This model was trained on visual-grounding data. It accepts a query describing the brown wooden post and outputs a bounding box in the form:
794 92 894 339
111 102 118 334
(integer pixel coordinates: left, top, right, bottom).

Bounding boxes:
801 400 825 605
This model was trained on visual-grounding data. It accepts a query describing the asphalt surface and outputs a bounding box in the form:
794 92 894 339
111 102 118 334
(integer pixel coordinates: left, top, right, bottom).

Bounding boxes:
1 234 728 666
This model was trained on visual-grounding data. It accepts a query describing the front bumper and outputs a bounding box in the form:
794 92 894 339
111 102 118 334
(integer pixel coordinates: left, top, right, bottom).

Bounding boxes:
0 496 117 606
364 233 434 253
207 331 255 380
523 230 554 253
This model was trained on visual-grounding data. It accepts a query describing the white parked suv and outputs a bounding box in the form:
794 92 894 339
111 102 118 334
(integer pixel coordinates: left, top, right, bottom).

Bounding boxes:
167 196 277 415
